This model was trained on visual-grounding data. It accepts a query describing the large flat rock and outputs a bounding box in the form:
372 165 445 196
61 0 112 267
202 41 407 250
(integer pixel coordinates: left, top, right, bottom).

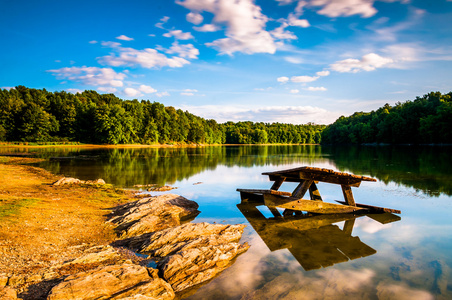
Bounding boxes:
47 263 174 300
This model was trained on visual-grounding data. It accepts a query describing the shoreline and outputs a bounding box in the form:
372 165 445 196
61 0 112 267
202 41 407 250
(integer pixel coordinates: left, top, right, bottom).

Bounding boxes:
0 156 248 299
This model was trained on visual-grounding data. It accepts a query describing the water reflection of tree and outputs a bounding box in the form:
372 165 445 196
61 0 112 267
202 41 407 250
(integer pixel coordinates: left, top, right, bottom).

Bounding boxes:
34 145 326 187
325 145 452 196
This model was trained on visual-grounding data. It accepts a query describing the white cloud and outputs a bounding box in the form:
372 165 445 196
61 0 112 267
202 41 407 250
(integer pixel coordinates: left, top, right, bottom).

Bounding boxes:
156 91 170 97
1 86 15 90
164 42 199 59
178 104 341 124
291 75 319 83
156 16 170 29
48 66 126 88
98 46 191 69
277 76 290 83
304 86 327 91
116 35 134 41
288 14 310 27
284 56 303 64
163 29 194 40
194 24 220 32
330 53 394 73
101 41 122 48
290 89 300 93
66 88 83 94
183 89 198 92
187 12 204 24
178 0 277 55
309 0 378 18
316 70 330 76
181 92 195 96
139 84 157 94
124 87 141 97
89 40 98 44
270 24 297 40
98 87 118 93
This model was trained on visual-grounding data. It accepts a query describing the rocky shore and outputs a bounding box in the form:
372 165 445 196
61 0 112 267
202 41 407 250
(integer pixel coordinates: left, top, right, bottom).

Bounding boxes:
1 170 249 300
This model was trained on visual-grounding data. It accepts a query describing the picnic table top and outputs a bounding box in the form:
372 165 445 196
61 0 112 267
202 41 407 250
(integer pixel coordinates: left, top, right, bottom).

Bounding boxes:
262 166 376 186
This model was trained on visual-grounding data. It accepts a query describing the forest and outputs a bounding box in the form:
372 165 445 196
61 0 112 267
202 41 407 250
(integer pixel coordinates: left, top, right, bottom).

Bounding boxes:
0 86 324 145
321 91 452 144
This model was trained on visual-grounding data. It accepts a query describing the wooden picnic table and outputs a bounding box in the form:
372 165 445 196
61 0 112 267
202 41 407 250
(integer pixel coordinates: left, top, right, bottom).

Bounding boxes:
237 166 401 214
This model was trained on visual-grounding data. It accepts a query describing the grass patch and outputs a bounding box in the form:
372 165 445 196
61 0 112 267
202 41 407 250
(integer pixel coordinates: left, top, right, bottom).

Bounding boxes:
0 197 40 219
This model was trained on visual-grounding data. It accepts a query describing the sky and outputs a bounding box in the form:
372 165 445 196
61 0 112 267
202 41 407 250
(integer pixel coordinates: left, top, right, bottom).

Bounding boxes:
1 0 452 124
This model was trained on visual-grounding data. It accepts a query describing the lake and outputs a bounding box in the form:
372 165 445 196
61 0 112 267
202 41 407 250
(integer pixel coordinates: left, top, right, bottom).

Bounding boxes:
4 145 452 299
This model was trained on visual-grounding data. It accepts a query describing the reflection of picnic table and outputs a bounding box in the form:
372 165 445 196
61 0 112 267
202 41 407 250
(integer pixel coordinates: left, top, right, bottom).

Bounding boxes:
236 202 402 270
237 166 400 214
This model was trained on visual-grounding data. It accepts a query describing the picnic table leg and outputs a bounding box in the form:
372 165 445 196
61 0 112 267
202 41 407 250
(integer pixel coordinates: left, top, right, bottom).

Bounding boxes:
270 177 286 191
292 179 314 199
343 218 355 236
309 182 323 201
341 185 356 206
268 206 282 218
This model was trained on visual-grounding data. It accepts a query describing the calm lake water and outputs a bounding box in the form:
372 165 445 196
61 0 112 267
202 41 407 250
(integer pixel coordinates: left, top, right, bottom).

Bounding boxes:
3 145 452 299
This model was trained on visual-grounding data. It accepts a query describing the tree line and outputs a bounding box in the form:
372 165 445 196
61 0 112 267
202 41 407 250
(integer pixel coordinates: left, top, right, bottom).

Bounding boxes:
321 91 452 144
0 86 324 145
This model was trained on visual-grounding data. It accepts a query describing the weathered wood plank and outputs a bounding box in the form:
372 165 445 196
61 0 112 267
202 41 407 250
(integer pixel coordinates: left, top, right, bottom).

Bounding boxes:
236 188 292 196
264 194 367 214
309 182 323 201
292 180 313 198
270 177 285 191
335 200 401 214
341 185 356 206
263 166 376 187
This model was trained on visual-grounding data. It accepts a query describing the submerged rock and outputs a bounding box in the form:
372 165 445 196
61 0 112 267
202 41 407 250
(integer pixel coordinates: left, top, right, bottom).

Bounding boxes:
108 194 200 238
47 263 174 300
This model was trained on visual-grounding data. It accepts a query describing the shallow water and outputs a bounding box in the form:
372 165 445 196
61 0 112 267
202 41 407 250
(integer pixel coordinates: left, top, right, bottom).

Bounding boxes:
3 145 451 299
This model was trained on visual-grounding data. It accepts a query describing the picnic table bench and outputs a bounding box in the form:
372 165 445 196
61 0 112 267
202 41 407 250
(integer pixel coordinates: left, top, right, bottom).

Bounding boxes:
237 166 401 214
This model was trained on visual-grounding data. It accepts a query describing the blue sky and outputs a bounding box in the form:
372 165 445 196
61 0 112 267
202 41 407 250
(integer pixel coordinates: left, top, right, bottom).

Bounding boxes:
1 0 452 124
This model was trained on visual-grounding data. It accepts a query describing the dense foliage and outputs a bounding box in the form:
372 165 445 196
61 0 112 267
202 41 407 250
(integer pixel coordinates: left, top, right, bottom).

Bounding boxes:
321 92 452 144
0 86 324 145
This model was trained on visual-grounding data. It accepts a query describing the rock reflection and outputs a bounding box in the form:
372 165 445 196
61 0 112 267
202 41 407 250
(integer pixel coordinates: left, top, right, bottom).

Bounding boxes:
237 203 400 271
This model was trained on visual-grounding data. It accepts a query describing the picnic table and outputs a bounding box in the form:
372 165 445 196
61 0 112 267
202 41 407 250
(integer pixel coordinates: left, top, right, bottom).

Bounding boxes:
237 166 401 214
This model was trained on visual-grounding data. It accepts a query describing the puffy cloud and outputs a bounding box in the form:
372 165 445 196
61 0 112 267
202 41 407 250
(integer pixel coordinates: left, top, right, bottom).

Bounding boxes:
48 66 126 88
164 42 199 59
163 29 194 40
330 53 394 73
277 76 290 83
98 46 191 69
139 84 157 94
194 24 220 32
304 86 327 91
309 0 377 18
270 24 297 40
288 14 310 27
89 40 98 44
186 12 204 24
290 89 300 93
316 70 330 76
279 0 378 18
116 35 134 41
291 75 319 83
178 0 276 55
124 87 141 97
